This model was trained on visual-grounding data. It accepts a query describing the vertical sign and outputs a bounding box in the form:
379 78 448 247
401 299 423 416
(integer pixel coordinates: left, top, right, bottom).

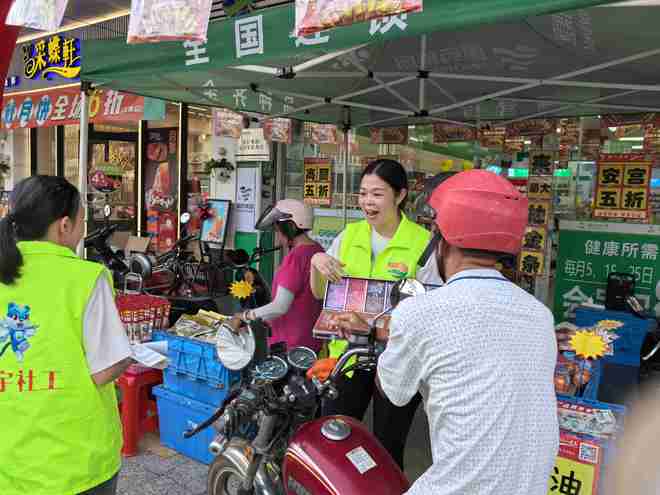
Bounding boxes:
593 154 651 222
304 157 332 206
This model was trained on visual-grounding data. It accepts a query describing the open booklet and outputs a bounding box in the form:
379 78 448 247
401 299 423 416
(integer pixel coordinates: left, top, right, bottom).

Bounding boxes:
313 277 440 340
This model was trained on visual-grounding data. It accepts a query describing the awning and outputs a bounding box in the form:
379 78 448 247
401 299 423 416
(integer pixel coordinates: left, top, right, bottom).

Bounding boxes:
81 1 660 128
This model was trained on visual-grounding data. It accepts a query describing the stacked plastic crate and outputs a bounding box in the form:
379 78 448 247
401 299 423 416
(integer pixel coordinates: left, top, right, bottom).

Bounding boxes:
151 330 240 464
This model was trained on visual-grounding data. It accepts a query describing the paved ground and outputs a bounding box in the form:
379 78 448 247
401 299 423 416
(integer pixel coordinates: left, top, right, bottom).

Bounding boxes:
119 402 432 494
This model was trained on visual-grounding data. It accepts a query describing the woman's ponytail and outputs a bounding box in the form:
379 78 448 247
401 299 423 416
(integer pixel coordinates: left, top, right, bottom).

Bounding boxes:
0 215 22 285
0 176 80 286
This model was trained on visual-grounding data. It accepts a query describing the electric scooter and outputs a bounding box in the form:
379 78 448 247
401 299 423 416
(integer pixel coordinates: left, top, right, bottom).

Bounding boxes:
185 279 427 495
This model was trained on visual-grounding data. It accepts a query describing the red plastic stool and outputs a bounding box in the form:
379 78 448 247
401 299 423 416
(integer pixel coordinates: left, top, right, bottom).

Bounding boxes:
117 364 163 457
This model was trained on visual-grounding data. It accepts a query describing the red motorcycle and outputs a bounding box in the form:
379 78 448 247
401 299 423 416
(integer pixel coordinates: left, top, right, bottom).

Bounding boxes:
184 279 426 495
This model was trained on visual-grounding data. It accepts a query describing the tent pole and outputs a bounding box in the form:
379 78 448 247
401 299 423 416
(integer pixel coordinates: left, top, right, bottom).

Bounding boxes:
342 107 351 228
347 57 419 112
419 35 427 111
77 83 90 258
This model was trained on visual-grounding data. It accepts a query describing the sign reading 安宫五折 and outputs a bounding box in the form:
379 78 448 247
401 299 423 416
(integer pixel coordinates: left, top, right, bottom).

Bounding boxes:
22 35 81 81
304 158 332 206
553 220 660 322
593 154 651 222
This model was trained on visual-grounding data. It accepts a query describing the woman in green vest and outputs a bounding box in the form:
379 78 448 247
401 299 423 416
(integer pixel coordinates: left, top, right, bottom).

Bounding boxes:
310 159 440 469
0 176 132 495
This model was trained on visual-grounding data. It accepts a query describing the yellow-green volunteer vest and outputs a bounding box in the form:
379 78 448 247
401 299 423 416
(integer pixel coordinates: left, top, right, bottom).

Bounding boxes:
329 215 430 359
0 242 122 495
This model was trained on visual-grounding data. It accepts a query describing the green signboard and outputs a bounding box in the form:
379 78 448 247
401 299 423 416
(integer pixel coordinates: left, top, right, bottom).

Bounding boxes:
554 220 660 322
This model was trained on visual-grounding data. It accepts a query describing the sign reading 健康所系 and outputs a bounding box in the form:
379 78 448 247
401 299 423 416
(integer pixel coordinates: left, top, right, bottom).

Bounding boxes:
554 220 660 321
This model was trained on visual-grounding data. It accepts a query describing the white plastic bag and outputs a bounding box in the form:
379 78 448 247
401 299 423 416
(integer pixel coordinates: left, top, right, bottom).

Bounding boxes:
6 0 69 32
127 0 213 44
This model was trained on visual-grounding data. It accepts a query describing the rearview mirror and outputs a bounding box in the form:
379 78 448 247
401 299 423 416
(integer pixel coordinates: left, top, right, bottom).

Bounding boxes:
103 204 112 219
390 279 426 307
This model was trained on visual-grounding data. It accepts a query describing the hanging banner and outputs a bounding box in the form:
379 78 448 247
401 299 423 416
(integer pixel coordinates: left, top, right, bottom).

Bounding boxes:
127 0 214 44
308 123 338 144
507 118 556 137
262 117 293 144
6 0 68 32
601 113 654 128
530 151 556 177
0 3 20 103
432 123 476 143
237 128 270 161
559 118 580 161
479 123 506 151
304 157 332 206
1 87 145 130
295 0 423 37
644 118 660 154
213 108 244 139
581 129 602 161
145 128 179 253
370 126 408 145
593 154 651 221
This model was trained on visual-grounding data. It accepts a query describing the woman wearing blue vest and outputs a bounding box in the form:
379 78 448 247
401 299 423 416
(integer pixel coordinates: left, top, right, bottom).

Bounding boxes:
0 176 132 495
310 159 441 469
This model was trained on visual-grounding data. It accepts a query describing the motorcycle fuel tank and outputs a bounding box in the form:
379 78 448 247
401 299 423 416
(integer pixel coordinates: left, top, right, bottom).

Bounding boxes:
282 415 409 495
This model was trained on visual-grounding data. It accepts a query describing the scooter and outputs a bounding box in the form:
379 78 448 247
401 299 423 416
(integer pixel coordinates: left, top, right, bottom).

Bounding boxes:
184 279 426 495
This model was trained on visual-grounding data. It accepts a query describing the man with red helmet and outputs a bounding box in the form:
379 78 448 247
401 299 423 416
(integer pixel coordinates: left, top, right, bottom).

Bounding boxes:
332 170 558 494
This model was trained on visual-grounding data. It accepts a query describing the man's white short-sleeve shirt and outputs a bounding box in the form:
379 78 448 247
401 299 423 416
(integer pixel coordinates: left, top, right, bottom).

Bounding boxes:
378 268 558 495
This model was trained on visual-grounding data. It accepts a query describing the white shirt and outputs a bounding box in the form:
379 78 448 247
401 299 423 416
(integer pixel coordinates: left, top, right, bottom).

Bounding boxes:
327 229 443 285
83 276 132 374
378 268 558 495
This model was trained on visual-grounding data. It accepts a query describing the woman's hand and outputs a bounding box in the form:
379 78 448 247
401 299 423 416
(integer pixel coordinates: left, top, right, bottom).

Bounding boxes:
226 315 245 334
330 311 370 339
311 253 345 283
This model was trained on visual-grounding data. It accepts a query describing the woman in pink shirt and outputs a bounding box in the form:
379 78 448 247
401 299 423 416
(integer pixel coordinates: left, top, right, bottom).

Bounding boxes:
235 200 324 352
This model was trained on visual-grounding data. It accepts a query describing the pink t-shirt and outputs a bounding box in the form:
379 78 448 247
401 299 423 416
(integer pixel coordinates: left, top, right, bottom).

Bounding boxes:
269 242 325 352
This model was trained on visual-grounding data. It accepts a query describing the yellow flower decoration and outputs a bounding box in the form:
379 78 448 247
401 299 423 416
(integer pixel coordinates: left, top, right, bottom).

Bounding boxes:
570 330 608 360
595 320 624 331
230 280 255 300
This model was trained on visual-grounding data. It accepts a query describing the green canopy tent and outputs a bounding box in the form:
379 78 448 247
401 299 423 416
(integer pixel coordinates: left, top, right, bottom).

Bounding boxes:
81 0 660 128
80 0 660 221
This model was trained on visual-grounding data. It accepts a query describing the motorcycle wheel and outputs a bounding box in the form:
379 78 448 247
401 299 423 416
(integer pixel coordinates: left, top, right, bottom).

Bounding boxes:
207 456 248 495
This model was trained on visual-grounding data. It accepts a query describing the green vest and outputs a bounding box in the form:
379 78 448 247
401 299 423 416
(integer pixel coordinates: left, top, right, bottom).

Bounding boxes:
329 215 430 359
0 242 122 495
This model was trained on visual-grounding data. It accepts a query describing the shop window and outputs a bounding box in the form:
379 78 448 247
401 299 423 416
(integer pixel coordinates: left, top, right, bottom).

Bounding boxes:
187 106 212 234
36 127 57 176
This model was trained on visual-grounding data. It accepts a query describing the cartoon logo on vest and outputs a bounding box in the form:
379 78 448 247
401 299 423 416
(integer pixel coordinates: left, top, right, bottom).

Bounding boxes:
0 303 39 362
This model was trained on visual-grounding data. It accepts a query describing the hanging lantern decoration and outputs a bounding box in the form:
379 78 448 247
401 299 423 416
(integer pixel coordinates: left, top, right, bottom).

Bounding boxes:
6 0 69 32
127 0 214 44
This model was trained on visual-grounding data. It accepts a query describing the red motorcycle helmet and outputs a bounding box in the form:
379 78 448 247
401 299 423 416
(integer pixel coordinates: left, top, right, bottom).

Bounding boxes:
428 170 528 255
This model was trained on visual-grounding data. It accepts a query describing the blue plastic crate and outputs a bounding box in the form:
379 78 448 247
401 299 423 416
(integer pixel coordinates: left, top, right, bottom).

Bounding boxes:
153 385 217 465
152 330 240 389
163 368 231 407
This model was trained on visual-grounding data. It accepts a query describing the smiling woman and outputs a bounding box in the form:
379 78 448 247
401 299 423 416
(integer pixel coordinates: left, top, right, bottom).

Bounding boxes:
308 157 438 471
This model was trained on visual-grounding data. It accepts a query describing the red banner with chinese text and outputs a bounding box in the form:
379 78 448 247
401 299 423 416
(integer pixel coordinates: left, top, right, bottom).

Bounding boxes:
0 0 20 103
1 86 145 129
